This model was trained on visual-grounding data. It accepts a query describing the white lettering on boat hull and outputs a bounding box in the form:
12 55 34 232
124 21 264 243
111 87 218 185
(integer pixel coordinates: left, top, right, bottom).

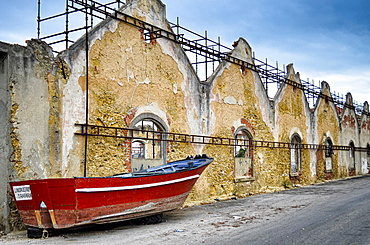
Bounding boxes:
13 185 32 201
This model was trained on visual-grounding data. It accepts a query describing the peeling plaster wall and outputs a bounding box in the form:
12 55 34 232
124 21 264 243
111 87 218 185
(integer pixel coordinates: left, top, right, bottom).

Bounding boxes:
313 82 341 180
3 40 63 180
340 93 360 176
359 102 370 174
9 42 52 180
60 0 201 177
0 40 61 233
0 42 12 233
190 38 278 203
273 64 314 183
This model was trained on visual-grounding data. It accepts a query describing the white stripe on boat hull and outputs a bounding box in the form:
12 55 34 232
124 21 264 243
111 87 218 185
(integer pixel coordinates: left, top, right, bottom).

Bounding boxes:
75 174 200 193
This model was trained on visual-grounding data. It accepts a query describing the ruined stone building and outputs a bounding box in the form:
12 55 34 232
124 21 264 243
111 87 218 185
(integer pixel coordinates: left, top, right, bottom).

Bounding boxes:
1 0 369 233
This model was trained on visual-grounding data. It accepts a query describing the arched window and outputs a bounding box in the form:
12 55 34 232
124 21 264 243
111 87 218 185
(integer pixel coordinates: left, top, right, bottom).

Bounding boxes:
235 129 253 158
290 134 302 174
132 119 164 159
349 141 356 173
130 115 167 171
234 127 253 179
325 138 334 158
349 141 355 158
325 138 333 171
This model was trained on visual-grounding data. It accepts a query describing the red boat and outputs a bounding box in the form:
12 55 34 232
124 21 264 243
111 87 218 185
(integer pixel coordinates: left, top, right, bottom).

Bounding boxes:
10 155 213 237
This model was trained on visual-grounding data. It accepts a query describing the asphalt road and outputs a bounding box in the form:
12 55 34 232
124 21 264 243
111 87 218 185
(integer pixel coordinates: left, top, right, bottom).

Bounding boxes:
2 175 370 245
219 176 370 245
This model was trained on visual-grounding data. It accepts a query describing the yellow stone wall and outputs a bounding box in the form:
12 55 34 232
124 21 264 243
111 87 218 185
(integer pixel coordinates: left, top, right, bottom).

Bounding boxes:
185 55 279 203
275 77 313 184
81 18 193 176
315 84 340 180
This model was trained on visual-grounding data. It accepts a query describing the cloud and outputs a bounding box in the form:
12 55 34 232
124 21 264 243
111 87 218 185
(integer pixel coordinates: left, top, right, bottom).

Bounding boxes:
313 70 370 103
0 31 32 45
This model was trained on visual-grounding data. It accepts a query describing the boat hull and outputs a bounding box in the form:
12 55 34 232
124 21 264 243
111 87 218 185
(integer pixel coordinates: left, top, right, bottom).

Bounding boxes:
10 157 212 229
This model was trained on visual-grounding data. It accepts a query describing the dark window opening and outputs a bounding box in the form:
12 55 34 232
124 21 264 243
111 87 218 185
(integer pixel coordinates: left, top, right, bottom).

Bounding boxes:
290 134 302 174
325 138 334 158
349 141 355 158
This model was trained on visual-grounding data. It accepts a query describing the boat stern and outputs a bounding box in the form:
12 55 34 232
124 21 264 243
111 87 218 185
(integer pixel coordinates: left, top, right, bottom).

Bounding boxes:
9 179 76 229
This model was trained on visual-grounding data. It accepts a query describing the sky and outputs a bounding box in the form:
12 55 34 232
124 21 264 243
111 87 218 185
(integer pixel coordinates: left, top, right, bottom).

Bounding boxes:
1 0 369 105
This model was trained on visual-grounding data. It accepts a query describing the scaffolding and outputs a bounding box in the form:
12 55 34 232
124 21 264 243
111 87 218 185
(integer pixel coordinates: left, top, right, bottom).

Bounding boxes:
37 0 367 116
76 124 359 151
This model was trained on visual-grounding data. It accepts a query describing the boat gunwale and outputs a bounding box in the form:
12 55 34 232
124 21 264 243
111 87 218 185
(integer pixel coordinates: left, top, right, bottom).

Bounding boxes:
8 157 214 182
76 157 213 179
